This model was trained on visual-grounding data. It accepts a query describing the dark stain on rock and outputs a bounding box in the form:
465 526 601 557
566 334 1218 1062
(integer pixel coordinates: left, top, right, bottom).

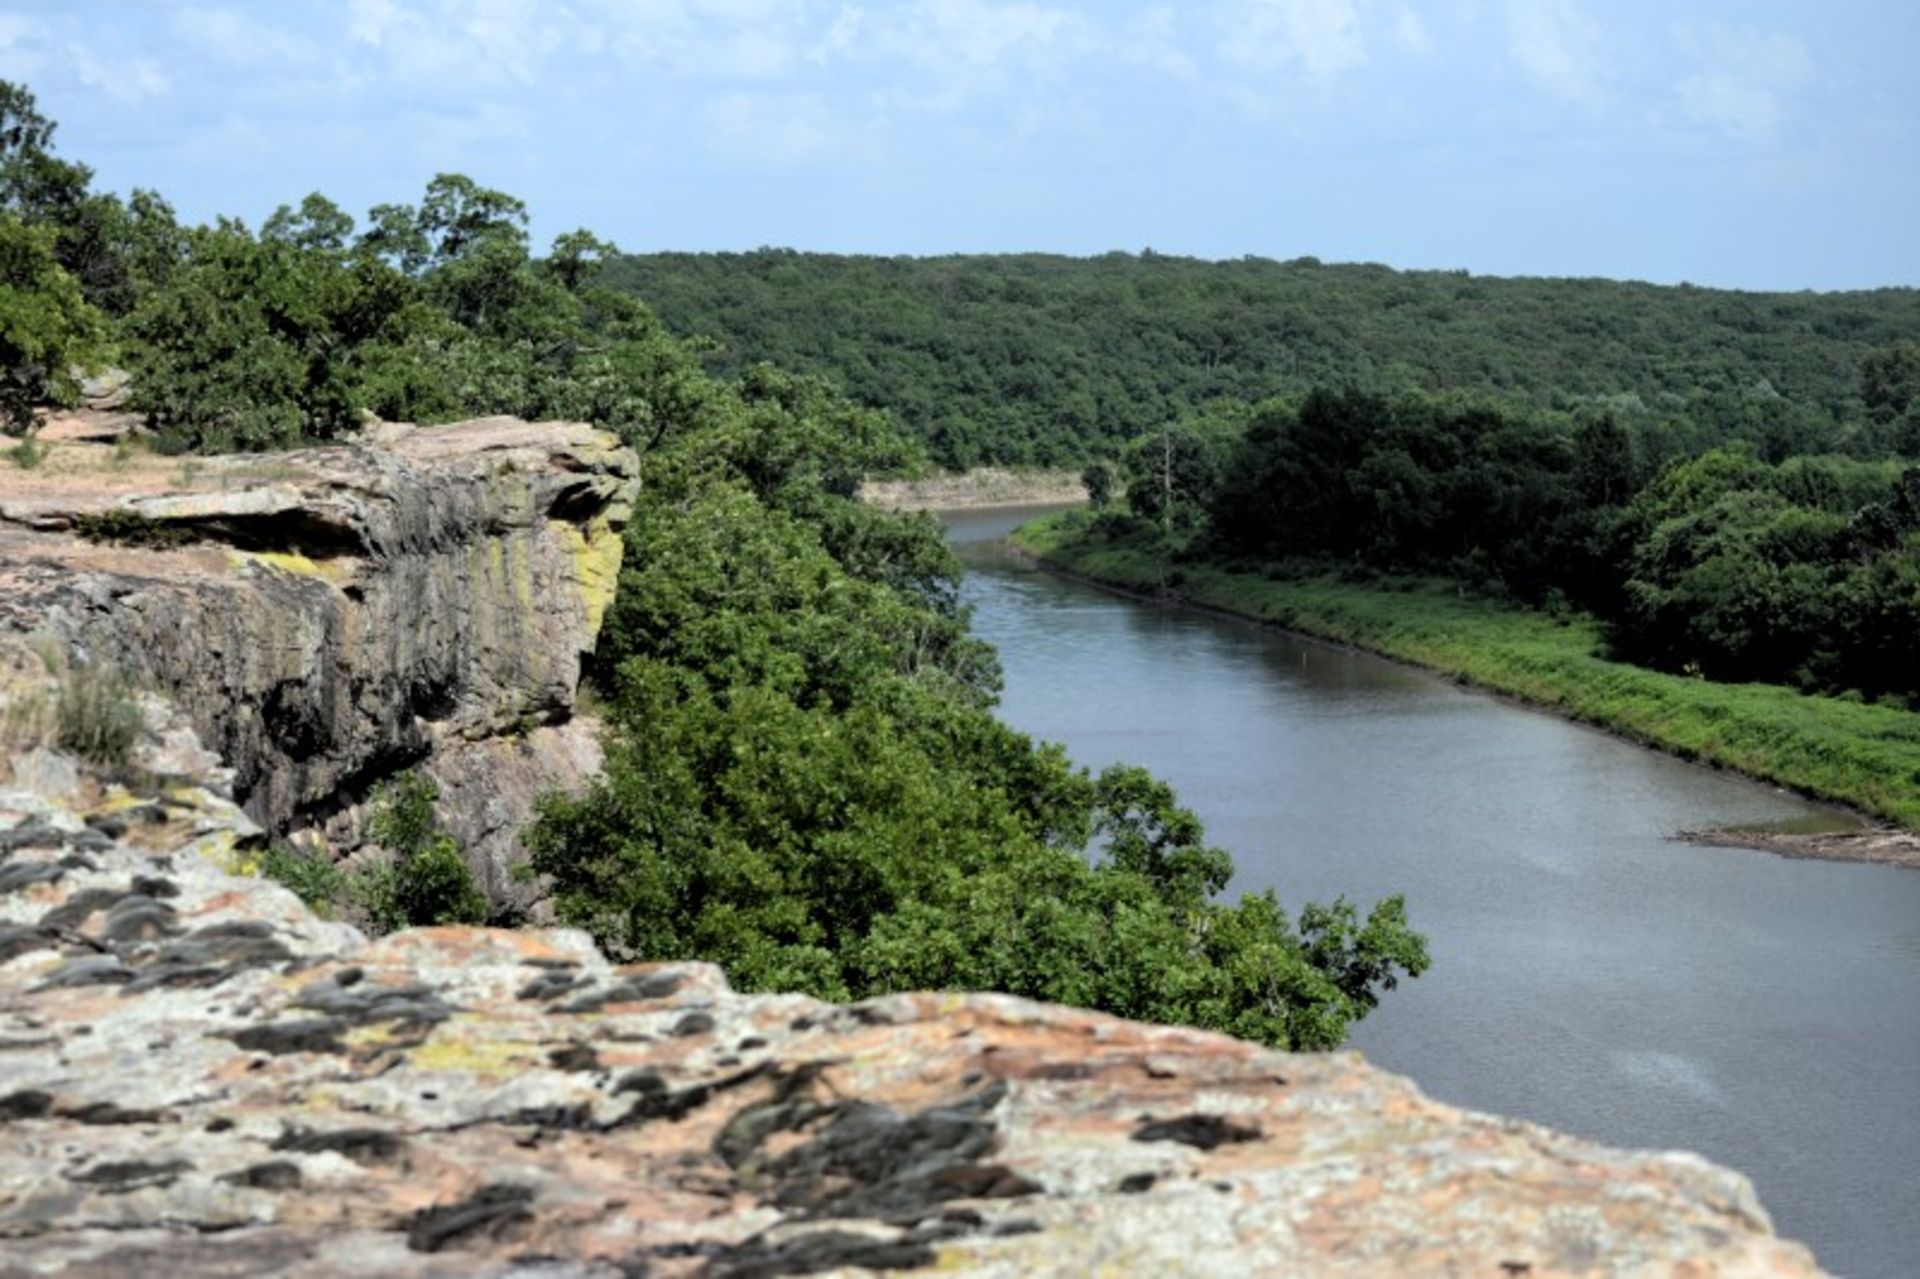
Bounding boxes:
226 1018 347 1056
68 1158 194 1192
1131 1113 1262 1150
0 924 50 962
59 1101 174 1125
162 920 293 969
0 1089 54 1120
218 1160 302 1190
31 955 130 990
0 860 65 893
102 895 178 943
1116 1171 1157 1194
614 1063 772 1128
702 1228 937 1278
129 875 179 899
517 970 588 1001
722 1076 1033 1225
271 1126 406 1165
39 886 127 930
559 971 684 1013
548 1042 601 1072
293 979 449 1030
671 1011 716 1038
404 1183 535 1253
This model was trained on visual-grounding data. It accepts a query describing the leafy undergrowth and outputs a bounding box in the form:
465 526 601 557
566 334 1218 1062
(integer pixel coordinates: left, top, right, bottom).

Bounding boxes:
1015 512 1920 831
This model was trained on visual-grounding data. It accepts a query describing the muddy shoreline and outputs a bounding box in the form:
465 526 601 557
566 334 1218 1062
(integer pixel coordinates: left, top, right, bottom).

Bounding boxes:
861 468 1086 511
1672 823 1920 869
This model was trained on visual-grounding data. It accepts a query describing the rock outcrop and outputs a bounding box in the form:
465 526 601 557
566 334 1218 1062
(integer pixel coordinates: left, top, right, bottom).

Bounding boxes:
0 726 1827 1277
0 417 636 908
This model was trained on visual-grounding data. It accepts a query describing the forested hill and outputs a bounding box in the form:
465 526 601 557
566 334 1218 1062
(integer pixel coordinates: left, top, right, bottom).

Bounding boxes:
602 250 1920 469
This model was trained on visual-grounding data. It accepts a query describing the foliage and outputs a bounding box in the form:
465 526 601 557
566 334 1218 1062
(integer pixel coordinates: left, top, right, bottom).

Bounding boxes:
527 343 1428 1049
358 772 488 931
55 663 141 769
256 843 349 916
604 249 1920 469
1112 388 1919 702
71 508 198 548
0 213 106 432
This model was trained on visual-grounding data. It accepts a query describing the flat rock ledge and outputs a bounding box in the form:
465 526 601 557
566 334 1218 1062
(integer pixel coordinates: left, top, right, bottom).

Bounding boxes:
0 761 1824 1276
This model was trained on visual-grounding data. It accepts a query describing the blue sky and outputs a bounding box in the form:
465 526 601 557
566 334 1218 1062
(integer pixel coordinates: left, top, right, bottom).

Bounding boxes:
3 1 1914 290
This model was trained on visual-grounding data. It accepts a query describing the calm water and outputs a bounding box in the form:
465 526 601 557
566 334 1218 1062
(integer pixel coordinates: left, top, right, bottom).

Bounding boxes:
949 506 1920 1279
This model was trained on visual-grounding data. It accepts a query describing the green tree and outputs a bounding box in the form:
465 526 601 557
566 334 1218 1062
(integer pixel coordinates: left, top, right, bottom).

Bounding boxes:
359 772 487 931
0 214 105 432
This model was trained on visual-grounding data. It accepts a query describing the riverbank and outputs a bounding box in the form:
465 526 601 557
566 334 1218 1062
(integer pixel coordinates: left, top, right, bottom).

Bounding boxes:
1012 512 1920 844
860 467 1085 511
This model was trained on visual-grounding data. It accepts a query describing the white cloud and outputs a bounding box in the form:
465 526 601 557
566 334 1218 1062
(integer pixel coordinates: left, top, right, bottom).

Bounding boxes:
69 44 171 104
1674 23 1810 143
341 0 588 87
1387 3 1429 55
1505 0 1603 105
1122 6 1198 81
0 14 48 79
174 6 319 67
703 89 845 168
1217 0 1368 81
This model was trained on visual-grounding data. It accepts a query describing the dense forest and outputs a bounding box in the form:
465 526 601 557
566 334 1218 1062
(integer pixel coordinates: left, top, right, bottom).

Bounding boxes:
1085 390 1919 705
0 80 1427 1049
606 249 1920 469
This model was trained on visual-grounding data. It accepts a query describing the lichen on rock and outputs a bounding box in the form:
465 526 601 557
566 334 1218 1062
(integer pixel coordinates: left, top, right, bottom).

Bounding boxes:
0 416 638 911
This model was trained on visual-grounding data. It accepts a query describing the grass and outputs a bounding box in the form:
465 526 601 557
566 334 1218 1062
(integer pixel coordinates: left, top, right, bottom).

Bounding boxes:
1014 511 1920 832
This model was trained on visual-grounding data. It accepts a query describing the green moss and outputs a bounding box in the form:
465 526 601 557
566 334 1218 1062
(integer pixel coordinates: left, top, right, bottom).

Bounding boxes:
1015 514 1920 831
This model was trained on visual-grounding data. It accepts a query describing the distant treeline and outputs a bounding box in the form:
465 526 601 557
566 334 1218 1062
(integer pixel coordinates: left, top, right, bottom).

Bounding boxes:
1085 388 1919 703
604 249 1920 469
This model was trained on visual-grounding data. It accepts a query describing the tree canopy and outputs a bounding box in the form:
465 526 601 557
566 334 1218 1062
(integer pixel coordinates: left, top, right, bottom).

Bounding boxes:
604 249 1920 469
0 77 1430 1051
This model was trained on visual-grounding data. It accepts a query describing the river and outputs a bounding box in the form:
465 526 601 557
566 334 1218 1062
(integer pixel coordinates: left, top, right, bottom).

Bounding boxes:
948 506 1920 1279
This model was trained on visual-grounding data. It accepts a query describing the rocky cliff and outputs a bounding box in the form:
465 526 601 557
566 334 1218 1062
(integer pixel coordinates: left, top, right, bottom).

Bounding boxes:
0 417 636 909
0 720 1825 1276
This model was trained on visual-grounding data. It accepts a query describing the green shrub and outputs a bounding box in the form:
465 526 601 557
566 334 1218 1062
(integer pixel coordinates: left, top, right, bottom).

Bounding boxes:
359 771 487 931
257 844 347 916
71 507 196 548
55 664 140 767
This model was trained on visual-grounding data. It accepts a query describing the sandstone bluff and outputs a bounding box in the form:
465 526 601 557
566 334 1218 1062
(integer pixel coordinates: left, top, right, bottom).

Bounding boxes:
0 422 1823 1276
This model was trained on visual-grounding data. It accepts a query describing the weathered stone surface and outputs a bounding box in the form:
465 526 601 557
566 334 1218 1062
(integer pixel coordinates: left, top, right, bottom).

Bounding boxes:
0 739 1827 1276
0 419 635 906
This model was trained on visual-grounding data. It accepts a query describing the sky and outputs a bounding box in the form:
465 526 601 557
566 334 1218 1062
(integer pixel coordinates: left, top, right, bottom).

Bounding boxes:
2 1 1915 291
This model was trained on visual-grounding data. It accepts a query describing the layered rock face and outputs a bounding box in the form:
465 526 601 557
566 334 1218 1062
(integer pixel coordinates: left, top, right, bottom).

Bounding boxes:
0 731 1825 1277
0 418 636 906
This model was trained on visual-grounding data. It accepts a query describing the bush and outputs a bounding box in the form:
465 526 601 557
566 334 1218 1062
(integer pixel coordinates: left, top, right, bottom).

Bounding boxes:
55 664 140 767
257 843 347 915
359 771 487 931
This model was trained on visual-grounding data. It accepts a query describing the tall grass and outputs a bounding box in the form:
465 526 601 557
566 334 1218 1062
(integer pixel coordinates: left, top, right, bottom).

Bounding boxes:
1014 513 1920 831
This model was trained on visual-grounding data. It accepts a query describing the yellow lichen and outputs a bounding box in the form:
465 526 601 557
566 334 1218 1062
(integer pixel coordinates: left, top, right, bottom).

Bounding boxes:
551 517 623 637
231 549 356 586
408 1023 541 1075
